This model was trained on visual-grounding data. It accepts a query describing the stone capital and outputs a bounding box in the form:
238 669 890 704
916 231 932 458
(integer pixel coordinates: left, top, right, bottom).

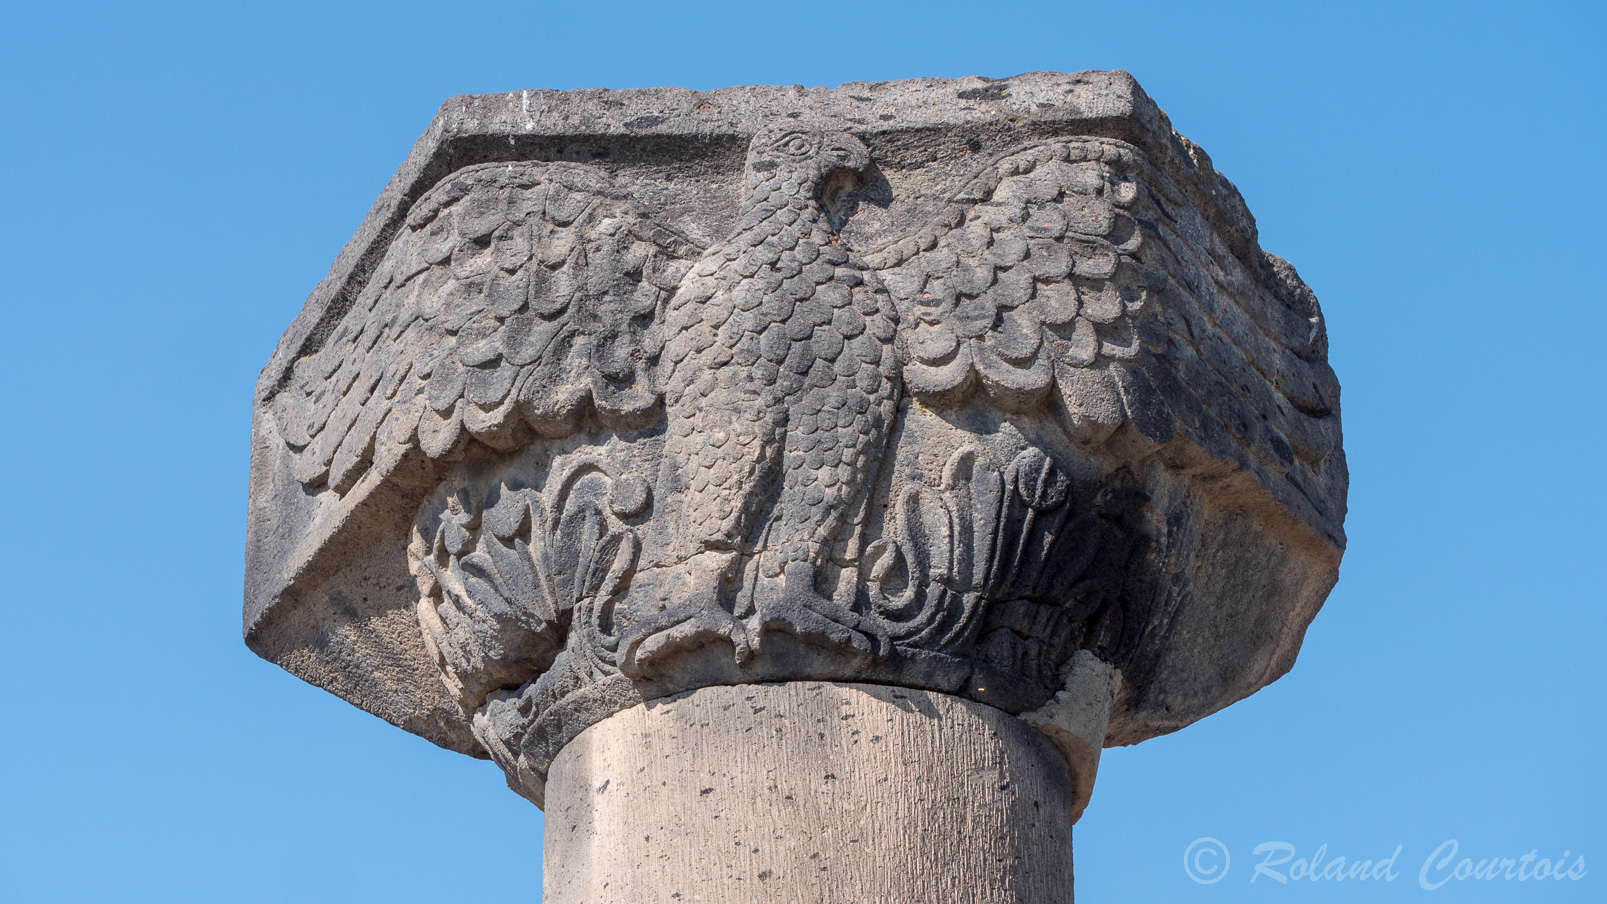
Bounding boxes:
246 70 1345 833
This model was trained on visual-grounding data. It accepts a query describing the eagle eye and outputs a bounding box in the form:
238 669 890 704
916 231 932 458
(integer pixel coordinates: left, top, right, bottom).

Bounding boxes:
773 133 817 158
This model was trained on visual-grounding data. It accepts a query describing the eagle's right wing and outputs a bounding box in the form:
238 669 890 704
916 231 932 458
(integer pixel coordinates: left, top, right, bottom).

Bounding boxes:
271 162 703 494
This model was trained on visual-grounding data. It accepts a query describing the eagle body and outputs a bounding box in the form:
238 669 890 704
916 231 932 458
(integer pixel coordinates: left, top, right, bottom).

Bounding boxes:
657 129 901 622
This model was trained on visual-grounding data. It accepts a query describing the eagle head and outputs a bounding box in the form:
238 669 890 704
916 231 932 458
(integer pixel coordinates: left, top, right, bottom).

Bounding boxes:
744 125 870 202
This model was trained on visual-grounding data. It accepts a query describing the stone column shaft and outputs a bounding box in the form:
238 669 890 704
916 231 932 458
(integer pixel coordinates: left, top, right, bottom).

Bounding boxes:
544 683 1075 904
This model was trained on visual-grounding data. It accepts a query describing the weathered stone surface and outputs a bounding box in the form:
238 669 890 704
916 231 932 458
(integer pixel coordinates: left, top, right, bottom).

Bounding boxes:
1021 649 1118 822
543 682 1075 904
245 70 1346 817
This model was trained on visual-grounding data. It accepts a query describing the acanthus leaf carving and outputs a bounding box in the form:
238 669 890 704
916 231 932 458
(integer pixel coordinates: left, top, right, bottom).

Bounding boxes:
413 457 645 720
409 436 1155 806
867 447 1148 691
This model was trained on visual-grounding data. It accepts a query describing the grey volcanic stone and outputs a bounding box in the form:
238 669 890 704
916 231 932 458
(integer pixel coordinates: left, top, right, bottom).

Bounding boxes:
245 70 1346 807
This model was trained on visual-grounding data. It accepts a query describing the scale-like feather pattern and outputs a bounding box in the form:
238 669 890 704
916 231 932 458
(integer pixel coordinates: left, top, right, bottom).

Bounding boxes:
656 128 900 572
868 138 1341 524
272 162 702 493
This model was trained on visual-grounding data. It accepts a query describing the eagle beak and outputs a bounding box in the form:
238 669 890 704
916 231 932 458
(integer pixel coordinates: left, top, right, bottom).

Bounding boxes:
826 135 871 175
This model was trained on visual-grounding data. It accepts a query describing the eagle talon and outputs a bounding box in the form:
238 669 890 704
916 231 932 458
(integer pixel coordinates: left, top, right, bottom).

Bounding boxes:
747 562 891 661
619 593 739 679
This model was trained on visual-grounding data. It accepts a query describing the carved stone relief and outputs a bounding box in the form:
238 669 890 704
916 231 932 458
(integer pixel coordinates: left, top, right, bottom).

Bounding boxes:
245 74 1346 807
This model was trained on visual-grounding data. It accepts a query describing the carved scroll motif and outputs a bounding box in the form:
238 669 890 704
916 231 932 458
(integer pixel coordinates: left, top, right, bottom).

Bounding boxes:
410 441 1150 805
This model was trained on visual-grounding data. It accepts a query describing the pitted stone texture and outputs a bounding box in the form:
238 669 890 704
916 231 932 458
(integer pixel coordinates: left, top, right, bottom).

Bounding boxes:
543 682 1074 904
246 71 1346 787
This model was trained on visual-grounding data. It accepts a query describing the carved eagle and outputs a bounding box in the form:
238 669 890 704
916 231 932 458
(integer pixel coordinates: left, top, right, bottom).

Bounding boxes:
272 124 1338 677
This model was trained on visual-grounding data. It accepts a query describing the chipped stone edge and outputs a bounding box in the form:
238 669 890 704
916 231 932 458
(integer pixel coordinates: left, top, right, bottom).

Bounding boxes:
1020 649 1121 822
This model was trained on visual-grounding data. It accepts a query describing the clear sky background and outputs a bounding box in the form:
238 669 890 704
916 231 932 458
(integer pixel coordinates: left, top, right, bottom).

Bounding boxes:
1 2 1602 902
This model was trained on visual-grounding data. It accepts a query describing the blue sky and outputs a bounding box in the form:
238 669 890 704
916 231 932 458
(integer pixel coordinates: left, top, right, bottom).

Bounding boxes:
1 1 1602 901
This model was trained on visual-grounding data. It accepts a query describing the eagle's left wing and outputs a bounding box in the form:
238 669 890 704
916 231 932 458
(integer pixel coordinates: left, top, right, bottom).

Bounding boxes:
866 138 1341 528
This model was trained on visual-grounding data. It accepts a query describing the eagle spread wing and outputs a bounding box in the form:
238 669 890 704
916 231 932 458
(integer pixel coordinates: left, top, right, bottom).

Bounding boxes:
273 162 703 494
867 138 1340 504
276 136 1340 538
